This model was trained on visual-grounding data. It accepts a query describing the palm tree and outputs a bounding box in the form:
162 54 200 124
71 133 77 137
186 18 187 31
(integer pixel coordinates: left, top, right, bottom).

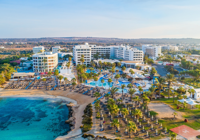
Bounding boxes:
117 62 121 67
115 74 120 83
138 86 143 94
111 119 120 132
149 86 156 99
166 74 176 99
72 82 76 89
108 78 112 89
47 71 52 78
121 108 129 118
188 88 195 98
101 79 104 87
110 87 118 99
94 92 101 99
94 77 98 86
127 121 137 138
128 88 136 101
66 62 70 69
14 66 20 72
177 86 185 95
121 66 126 73
172 112 177 120
42 78 47 89
182 101 187 110
110 68 115 78
127 83 133 89
133 109 143 118
121 84 126 100
154 77 166 99
57 75 63 89
104 93 110 100
133 96 140 107
142 95 150 107
71 78 76 83
80 57 85 65
170 132 177 140
64 77 68 88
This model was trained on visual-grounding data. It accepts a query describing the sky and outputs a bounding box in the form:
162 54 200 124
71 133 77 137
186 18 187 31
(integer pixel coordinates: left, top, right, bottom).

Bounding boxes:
0 0 200 38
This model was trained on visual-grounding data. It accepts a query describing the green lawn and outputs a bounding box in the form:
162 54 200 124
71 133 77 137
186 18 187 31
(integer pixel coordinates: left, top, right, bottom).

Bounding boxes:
152 98 200 130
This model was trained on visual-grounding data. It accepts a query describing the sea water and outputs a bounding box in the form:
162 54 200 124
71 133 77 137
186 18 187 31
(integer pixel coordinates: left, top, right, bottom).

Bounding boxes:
0 97 71 140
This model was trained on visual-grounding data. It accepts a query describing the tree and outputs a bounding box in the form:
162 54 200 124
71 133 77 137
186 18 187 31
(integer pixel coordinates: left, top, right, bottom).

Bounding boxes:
94 92 101 99
54 69 59 77
128 88 136 101
188 88 195 98
170 132 177 140
117 62 121 67
121 84 126 100
57 75 63 89
115 74 120 83
127 121 137 138
127 83 133 89
121 66 126 73
101 79 104 87
138 86 143 94
150 67 157 75
110 87 118 98
14 66 20 72
47 71 52 78
133 109 142 118
64 77 68 86
166 74 176 99
172 112 177 120
104 93 110 100
111 119 120 132
80 57 85 65
94 77 98 86
108 78 112 89
72 82 76 89
121 108 129 118
154 77 166 99
177 87 185 95
182 101 187 110
148 86 156 98
66 62 70 69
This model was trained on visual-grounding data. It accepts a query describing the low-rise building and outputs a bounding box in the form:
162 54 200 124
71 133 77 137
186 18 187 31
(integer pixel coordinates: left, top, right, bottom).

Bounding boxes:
52 46 60 54
142 45 161 60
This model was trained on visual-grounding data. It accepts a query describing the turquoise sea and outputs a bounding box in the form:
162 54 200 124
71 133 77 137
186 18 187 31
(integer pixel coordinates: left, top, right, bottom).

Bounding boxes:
0 97 71 140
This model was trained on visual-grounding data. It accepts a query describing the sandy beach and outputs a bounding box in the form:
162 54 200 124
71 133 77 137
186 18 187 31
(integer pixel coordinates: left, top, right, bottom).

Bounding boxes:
0 89 95 140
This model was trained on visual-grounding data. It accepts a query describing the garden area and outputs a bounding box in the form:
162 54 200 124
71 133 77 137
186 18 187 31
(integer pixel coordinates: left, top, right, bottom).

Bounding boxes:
153 98 200 130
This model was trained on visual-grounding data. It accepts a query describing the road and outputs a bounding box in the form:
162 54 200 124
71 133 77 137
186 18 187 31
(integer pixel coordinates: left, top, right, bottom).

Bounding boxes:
152 64 168 77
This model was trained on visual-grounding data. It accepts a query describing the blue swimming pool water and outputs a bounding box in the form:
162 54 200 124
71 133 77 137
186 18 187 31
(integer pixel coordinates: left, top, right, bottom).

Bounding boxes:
0 97 70 140
86 69 97 73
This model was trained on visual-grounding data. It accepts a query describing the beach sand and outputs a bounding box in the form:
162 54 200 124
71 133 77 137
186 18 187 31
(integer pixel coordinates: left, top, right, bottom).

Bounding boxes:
0 89 95 140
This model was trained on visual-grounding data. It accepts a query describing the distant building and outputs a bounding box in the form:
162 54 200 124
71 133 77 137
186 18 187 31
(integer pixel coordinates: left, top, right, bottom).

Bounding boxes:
52 46 60 54
33 46 45 54
8 42 13 45
0 46 5 49
32 52 58 72
162 45 179 51
58 52 73 58
142 45 161 60
20 57 28 61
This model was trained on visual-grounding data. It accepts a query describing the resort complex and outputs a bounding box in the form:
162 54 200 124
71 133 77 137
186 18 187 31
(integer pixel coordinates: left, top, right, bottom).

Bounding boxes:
2 43 200 140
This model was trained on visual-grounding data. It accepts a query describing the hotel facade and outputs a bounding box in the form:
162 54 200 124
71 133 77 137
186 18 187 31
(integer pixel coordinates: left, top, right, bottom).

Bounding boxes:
73 43 143 65
32 52 58 72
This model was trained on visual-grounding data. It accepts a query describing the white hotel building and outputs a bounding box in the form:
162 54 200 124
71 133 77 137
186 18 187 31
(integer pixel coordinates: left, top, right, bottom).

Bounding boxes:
32 52 58 72
33 46 45 54
73 43 143 65
142 45 161 60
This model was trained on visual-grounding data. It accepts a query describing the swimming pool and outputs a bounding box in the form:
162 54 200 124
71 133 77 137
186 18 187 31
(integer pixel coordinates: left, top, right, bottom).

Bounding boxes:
86 69 97 73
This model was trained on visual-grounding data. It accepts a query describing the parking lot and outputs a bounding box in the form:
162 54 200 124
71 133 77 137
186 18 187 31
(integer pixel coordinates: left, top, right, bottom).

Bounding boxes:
152 64 168 76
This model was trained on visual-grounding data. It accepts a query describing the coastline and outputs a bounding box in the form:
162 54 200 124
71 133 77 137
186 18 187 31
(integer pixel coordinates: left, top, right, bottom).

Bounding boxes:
0 89 95 140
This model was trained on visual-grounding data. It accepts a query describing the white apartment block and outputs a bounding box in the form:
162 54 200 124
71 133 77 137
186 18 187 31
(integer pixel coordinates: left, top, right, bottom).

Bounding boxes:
114 45 143 61
73 43 143 65
33 46 45 54
52 46 60 54
142 45 161 59
32 52 58 72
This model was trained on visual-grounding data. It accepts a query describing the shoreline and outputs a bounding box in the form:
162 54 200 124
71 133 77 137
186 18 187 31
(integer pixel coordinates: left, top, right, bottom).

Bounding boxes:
0 89 95 140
